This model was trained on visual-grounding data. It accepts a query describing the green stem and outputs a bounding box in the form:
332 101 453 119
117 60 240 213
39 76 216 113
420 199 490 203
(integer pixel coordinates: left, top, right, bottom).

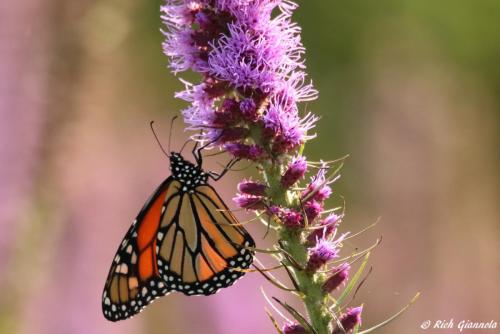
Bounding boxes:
262 160 333 334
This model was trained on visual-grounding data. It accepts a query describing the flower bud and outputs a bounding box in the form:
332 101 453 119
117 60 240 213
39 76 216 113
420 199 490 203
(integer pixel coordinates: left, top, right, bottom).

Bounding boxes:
239 98 258 122
193 11 214 31
237 180 267 196
213 99 241 127
314 184 332 201
323 263 350 293
304 199 323 222
332 306 363 334
233 194 266 210
281 156 307 188
248 145 266 160
272 130 302 154
281 209 304 229
283 322 307 334
307 214 341 245
302 167 336 202
266 205 282 216
306 239 338 272
203 77 229 98
217 127 249 143
221 97 240 113
225 143 266 160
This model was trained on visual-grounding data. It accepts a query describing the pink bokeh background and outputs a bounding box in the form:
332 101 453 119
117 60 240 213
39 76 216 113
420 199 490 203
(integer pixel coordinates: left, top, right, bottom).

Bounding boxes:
1 1 498 333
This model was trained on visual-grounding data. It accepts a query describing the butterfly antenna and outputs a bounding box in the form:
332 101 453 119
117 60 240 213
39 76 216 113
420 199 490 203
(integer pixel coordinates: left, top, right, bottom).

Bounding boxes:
168 116 178 153
150 121 170 158
179 138 193 155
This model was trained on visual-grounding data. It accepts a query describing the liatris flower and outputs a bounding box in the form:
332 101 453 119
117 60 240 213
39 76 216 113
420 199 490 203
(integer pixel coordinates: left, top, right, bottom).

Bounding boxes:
282 322 307 334
160 1 389 333
238 180 268 196
281 156 307 188
307 213 342 245
323 263 350 293
332 306 363 334
306 238 339 272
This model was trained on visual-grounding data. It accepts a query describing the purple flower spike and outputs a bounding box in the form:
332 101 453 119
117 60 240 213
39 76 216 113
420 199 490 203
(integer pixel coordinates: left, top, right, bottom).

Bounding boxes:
306 239 338 272
307 213 342 245
163 0 317 150
323 263 350 293
283 322 307 334
238 180 267 196
160 1 370 332
281 156 307 188
332 306 363 334
233 194 266 210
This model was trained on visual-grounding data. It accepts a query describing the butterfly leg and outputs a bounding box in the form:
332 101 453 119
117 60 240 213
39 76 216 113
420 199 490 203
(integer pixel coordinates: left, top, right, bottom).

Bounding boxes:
192 140 201 165
208 157 241 181
193 131 225 166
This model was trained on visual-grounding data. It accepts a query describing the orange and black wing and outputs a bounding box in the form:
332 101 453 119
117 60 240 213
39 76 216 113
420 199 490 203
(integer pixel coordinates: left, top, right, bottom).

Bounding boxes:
155 184 255 295
102 178 179 321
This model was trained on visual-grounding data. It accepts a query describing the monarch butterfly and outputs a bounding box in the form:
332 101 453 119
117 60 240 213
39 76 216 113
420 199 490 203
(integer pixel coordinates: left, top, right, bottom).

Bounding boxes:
102 139 255 321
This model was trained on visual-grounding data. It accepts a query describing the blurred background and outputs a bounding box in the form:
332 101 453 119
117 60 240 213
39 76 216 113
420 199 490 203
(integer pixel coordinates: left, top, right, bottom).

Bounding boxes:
1 0 498 333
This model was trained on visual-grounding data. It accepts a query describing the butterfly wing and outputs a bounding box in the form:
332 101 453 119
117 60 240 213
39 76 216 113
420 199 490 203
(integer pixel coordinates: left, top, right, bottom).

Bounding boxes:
155 184 255 295
102 177 180 321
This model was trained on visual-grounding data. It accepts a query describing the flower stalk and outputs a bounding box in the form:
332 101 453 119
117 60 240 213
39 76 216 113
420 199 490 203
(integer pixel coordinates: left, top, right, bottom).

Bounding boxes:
161 1 417 333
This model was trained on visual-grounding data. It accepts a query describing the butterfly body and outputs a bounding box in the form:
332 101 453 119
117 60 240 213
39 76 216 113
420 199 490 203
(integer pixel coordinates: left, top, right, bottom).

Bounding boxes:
102 151 255 321
169 152 208 192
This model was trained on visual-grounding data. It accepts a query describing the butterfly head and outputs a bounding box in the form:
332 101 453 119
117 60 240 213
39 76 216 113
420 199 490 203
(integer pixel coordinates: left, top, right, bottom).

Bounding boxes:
169 152 208 191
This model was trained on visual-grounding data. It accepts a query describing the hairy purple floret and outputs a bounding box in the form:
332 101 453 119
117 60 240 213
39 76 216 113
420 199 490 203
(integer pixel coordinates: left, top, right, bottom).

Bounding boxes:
281 208 304 228
332 306 363 334
323 263 350 293
307 213 342 245
281 156 307 188
306 238 338 272
233 194 266 210
304 199 323 222
238 179 268 196
225 143 266 160
302 165 337 202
